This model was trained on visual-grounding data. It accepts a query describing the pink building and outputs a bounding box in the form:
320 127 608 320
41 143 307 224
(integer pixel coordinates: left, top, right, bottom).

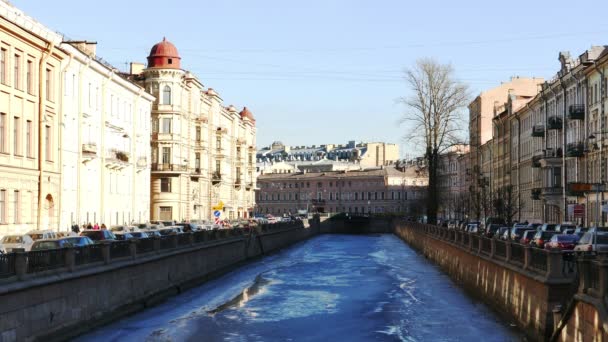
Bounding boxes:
256 165 428 216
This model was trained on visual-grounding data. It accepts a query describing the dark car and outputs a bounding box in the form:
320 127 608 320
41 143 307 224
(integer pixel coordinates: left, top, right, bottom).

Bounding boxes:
80 230 117 242
519 230 537 245
176 223 199 233
526 223 542 231
509 227 531 241
494 227 509 240
539 223 557 232
544 234 579 251
531 231 557 248
130 232 149 239
64 236 95 247
30 238 74 250
556 224 576 233
114 232 135 241
485 224 502 238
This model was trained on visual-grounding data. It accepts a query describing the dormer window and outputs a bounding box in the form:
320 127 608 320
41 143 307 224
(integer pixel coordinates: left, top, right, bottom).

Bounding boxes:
168 58 172 65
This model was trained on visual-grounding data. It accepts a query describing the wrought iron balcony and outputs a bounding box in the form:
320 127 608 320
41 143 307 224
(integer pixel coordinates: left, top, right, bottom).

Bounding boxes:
234 178 242 188
151 163 188 172
531 188 541 200
82 143 97 154
542 186 562 198
212 171 222 184
566 142 585 158
246 182 254 190
532 152 542 168
568 104 585 120
532 124 545 137
547 116 562 130
539 148 562 168
567 182 590 197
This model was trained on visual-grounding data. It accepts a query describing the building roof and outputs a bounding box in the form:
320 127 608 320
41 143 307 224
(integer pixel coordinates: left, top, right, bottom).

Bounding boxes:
258 166 427 181
239 107 256 123
147 37 181 69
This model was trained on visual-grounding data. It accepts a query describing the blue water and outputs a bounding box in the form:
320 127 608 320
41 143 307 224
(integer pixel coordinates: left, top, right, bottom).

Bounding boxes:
77 234 520 341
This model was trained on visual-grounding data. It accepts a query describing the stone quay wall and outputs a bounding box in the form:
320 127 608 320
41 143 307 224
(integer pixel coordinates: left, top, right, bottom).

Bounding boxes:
0 221 319 342
393 222 575 341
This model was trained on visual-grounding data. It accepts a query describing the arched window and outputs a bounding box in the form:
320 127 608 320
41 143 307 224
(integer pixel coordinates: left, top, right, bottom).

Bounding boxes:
162 85 172 105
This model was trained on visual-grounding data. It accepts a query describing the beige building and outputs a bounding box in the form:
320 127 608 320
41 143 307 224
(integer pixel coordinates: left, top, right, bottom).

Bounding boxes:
437 144 469 220
0 3 66 236
129 39 256 221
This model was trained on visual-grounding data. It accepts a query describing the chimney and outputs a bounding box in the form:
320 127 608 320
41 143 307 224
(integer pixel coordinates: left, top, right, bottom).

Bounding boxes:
130 62 145 75
66 41 97 58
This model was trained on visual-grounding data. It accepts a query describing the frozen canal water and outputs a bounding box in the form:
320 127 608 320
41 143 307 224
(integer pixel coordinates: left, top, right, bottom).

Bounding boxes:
77 234 521 341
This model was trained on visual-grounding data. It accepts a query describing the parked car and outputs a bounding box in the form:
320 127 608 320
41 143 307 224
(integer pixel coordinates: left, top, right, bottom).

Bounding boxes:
530 231 557 248
466 223 480 234
145 230 162 238
30 238 74 251
526 223 542 231
485 224 502 238
80 230 117 242
111 225 138 233
63 236 95 247
114 232 135 241
55 231 78 238
519 230 537 245
26 230 58 241
129 231 149 239
0 235 34 252
544 234 579 251
539 223 557 232
574 231 608 254
175 223 199 232
562 228 576 235
509 227 531 241
492 227 508 240
556 223 576 233
158 227 184 236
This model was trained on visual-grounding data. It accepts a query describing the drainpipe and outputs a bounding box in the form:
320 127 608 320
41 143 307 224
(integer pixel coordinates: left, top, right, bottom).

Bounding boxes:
37 42 55 229
58 50 75 230
559 78 567 224
572 72 582 226
76 57 91 226
516 112 522 222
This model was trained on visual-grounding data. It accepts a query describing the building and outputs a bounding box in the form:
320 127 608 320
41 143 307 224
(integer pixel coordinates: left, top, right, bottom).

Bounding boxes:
437 145 469 220
128 39 256 221
256 164 428 216
257 140 399 168
59 41 154 228
468 77 544 217
0 2 66 236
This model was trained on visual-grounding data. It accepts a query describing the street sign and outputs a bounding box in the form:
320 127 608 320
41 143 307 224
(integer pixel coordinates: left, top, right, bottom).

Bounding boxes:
213 210 221 218
212 201 225 211
574 204 585 218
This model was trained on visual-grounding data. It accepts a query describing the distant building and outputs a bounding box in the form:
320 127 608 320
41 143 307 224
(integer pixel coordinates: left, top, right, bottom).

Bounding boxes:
257 140 399 168
256 164 427 216
437 145 469 220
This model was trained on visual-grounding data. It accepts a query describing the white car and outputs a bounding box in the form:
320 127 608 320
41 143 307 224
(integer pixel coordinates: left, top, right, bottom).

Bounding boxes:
0 235 34 252
25 230 58 241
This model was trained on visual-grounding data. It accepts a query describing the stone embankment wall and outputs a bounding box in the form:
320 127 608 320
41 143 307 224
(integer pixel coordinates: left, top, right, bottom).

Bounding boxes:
319 215 393 234
0 221 319 342
393 222 574 341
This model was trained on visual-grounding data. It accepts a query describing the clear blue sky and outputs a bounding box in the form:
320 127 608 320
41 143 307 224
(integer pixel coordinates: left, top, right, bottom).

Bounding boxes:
11 0 608 157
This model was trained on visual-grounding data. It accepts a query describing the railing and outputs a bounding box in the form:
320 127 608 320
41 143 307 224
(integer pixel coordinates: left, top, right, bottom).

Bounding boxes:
74 244 104 265
481 237 492 255
110 241 131 259
529 248 548 272
151 163 188 172
0 221 307 283
511 243 525 264
494 240 506 259
568 104 585 120
566 142 585 158
136 238 155 254
27 249 67 273
0 253 16 278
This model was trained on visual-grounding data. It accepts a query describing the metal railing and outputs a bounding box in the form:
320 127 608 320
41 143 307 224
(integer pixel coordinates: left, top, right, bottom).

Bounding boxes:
160 235 175 250
510 243 525 264
481 237 492 255
110 241 131 259
136 238 155 254
27 249 67 273
529 247 548 272
74 244 104 266
0 253 16 278
494 240 507 259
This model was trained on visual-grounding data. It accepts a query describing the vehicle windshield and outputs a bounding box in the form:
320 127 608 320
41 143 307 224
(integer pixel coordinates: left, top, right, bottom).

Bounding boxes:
32 241 58 250
556 235 578 242
81 231 103 240
29 234 44 241
2 236 22 243
597 234 608 244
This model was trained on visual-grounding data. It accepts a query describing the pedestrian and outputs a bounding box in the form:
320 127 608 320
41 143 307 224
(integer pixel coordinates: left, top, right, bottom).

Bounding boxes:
94 223 100 230
71 224 80 234
101 223 107 230
87 222 93 230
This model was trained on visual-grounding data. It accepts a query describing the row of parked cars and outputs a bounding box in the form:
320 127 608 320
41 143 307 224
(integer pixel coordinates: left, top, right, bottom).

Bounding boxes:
443 219 607 254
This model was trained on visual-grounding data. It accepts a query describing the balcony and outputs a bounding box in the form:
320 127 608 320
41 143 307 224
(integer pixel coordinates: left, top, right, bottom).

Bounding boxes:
539 148 562 168
531 188 541 200
547 116 562 130
105 149 130 170
532 152 542 168
236 138 246 145
568 104 585 120
190 167 207 178
82 143 98 163
567 182 591 197
542 186 562 198
566 142 585 158
194 140 207 150
195 116 208 124
246 182 253 190
234 178 242 189
215 147 225 158
151 163 188 172
532 124 545 137
153 132 180 142
216 127 228 134
212 171 222 185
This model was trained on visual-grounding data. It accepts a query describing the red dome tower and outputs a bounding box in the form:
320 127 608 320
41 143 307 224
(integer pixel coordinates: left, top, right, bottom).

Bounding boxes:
147 37 181 69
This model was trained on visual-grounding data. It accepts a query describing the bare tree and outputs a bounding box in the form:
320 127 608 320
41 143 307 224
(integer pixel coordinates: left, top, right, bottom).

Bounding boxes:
400 59 469 224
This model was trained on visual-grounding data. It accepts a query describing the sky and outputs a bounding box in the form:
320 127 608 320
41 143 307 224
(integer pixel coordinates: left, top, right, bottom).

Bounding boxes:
10 0 608 157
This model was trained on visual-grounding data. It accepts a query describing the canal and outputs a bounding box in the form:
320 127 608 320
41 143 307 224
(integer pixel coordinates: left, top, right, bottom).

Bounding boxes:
77 234 521 341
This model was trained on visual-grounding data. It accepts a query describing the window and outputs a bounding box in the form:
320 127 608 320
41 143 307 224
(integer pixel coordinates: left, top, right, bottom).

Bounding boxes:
195 152 201 170
26 60 33 94
12 116 20 155
13 54 20 90
162 85 171 105
215 160 221 173
45 125 52 161
162 147 171 164
45 67 53 101
0 48 6 84
216 135 221 150
0 113 5 153
13 190 19 223
195 126 201 141
161 118 171 133
159 206 172 220
0 189 5 223
160 178 171 192
26 120 32 157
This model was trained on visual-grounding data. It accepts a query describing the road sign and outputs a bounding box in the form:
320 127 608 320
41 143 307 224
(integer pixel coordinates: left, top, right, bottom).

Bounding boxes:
212 201 225 211
213 210 221 218
574 204 585 218
214 217 220 224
